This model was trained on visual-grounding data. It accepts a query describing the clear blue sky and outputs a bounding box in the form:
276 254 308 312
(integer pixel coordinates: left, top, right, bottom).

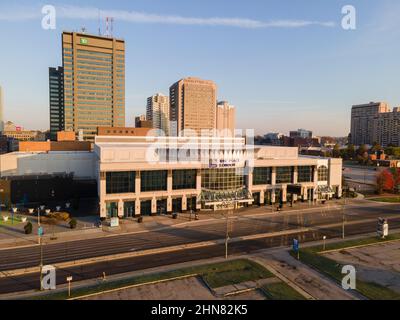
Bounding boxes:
1 0 400 136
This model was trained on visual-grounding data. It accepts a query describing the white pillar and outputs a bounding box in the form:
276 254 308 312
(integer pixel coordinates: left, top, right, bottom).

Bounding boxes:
271 190 276 203
282 187 287 203
271 167 277 186
135 171 141 195
260 190 265 205
182 195 187 211
100 201 106 218
293 166 298 184
167 196 172 213
167 170 173 192
118 199 124 218
135 199 140 216
151 197 157 215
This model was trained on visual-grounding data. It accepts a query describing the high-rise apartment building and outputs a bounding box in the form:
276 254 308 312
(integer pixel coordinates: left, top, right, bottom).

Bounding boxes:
216 101 235 136
169 77 217 136
0 86 4 133
350 102 390 146
62 32 125 141
49 67 65 140
147 93 170 135
374 108 400 147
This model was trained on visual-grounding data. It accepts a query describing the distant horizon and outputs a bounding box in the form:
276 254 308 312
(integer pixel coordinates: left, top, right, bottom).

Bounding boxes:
2 1 400 136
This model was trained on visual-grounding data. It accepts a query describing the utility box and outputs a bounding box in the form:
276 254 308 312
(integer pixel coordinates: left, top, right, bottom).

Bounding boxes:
377 218 389 239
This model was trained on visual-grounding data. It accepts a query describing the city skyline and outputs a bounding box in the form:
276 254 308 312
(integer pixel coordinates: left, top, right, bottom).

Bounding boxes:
1 0 400 136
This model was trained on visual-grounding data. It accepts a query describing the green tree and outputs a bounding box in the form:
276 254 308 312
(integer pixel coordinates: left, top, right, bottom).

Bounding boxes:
332 144 341 158
345 144 356 160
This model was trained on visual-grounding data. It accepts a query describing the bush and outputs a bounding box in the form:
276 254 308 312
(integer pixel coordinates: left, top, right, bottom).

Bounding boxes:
138 216 143 223
24 222 33 235
172 213 178 219
69 218 77 229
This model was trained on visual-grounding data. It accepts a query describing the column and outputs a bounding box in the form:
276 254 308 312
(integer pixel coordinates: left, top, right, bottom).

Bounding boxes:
303 187 308 201
167 170 173 192
151 197 157 215
260 190 265 205
135 171 141 196
247 169 253 193
282 187 287 203
100 201 107 218
135 199 141 216
182 195 187 212
196 169 201 190
167 196 172 213
271 190 276 204
118 199 124 218
271 167 277 186
293 166 298 184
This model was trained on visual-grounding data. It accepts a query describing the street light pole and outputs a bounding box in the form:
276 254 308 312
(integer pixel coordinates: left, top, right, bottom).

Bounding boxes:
342 187 347 239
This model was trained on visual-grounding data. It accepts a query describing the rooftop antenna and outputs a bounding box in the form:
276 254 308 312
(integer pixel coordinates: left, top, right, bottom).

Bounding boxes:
98 9 101 36
105 16 114 37
81 26 87 34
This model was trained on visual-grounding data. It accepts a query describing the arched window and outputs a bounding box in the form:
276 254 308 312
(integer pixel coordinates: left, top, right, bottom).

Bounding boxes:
318 166 329 181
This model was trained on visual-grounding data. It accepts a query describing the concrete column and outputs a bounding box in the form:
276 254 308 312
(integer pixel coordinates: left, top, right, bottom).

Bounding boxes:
196 169 201 190
182 195 187 212
167 196 172 213
271 167 277 186
118 199 124 218
313 166 318 183
271 190 276 203
135 199 140 216
151 197 157 215
293 166 298 184
260 190 265 205
247 170 253 192
135 171 141 195
100 201 106 218
167 170 173 192
302 187 307 201
282 187 287 203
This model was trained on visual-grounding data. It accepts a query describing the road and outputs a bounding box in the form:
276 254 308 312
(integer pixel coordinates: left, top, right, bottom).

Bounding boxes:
0 200 399 295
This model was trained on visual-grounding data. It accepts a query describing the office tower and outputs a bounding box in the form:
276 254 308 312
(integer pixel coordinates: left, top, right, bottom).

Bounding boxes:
147 93 170 135
0 86 3 133
216 101 236 136
169 77 217 136
49 67 65 140
289 129 313 139
135 115 152 128
350 102 390 146
62 32 125 141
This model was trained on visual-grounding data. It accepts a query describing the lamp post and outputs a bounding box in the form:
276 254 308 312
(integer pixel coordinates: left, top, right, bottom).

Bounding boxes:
323 235 327 251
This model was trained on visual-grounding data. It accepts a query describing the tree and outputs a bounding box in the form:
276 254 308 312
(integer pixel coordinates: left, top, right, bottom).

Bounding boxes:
371 142 382 153
333 144 341 158
345 144 356 160
357 144 369 165
376 169 395 193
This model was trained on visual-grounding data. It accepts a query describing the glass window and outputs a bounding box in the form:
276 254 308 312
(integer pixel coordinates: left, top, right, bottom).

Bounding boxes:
253 167 271 185
318 166 329 181
201 168 244 191
173 170 197 190
106 171 135 194
298 166 313 183
141 170 167 192
276 167 293 184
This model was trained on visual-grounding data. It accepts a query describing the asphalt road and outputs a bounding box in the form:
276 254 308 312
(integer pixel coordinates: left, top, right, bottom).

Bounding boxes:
1 201 398 272
0 201 399 295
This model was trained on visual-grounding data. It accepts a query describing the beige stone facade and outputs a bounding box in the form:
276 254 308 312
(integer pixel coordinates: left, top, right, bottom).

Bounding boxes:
169 77 217 136
95 136 342 218
216 101 236 136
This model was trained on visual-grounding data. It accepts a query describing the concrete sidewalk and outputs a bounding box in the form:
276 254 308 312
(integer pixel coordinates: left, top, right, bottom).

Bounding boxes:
251 249 358 300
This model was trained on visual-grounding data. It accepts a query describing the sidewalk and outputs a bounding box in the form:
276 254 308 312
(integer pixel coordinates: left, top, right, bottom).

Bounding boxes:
0 198 360 249
251 249 358 300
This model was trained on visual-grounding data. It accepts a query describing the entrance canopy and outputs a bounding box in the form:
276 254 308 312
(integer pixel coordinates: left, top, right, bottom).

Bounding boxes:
199 188 253 206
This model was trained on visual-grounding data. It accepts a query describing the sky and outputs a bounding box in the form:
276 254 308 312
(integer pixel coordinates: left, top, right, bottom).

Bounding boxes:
1 0 400 136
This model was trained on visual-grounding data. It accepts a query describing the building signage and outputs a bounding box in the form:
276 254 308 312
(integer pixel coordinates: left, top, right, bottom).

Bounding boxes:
80 38 88 45
209 159 240 168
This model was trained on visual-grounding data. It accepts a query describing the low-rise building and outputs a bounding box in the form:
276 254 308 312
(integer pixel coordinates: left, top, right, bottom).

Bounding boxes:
95 135 342 218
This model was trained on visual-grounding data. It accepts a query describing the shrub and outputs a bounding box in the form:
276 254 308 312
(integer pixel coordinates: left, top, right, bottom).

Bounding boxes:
24 222 33 235
69 218 77 229
138 216 143 223
172 213 178 219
